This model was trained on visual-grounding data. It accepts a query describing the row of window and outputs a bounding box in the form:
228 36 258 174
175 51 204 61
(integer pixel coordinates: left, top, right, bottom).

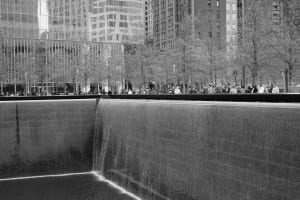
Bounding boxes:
91 21 143 29
92 6 142 15
226 3 237 11
0 26 89 40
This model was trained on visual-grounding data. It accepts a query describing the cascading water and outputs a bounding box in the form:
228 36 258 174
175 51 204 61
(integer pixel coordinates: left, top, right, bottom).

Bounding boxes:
93 99 173 200
93 99 300 200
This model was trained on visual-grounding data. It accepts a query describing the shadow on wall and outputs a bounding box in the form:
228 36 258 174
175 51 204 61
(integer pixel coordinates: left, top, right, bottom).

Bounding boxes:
0 100 96 178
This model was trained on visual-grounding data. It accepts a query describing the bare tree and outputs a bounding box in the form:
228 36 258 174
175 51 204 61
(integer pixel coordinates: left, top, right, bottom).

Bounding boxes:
124 43 156 91
35 40 48 88
0 31 5 94
238 0 273 84
171 13 195 93
270 0 300 91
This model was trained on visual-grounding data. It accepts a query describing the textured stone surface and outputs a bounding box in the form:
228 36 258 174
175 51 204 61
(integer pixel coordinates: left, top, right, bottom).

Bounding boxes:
94 100 300 200
0 100 96 178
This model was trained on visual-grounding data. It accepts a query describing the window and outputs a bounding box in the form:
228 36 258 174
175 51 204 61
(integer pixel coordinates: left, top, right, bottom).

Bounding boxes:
120 15 127 20
232 3 237 11
107 35 113 41
226 3 230 10
120 22 128 27
108 21 115 27
107 14 116 20
99 23 105 28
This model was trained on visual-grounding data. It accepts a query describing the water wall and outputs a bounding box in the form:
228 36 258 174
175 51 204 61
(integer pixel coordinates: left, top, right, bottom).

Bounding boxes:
0 99 96 178
94 99 300 200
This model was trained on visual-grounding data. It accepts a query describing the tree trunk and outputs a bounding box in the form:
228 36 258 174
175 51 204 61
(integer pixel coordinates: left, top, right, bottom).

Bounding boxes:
285 68 289 93
0 81 3 95
288 64 293 87
251 68 257 85
182 46 186 94
242 65 246 88
214 66 217 87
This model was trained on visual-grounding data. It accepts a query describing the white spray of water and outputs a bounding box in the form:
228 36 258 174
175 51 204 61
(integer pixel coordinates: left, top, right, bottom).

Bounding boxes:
92 171 142 200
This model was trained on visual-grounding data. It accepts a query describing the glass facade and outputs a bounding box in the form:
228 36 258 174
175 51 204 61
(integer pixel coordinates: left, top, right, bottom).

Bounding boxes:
0 0 132 95
90 0 144 43
226 0 238 58
0 0 89 40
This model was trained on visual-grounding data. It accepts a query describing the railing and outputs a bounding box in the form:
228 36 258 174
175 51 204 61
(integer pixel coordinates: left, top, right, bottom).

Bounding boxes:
0 94 300 103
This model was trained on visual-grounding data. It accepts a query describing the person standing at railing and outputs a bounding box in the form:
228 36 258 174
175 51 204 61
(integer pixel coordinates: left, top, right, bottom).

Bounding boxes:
174 86 181 94
272 84 280 93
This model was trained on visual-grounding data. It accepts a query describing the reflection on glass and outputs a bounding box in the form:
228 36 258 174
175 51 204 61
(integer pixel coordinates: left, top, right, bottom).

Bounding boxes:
0 0 142 95
0 0 145 43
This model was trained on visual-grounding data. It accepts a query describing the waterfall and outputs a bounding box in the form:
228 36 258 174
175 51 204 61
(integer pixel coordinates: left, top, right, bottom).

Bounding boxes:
92 99 172 200
92 99 300 200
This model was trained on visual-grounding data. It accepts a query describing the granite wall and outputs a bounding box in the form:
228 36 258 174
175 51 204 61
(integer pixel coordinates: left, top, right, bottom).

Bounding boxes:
94 99 300 200
0 99 96 178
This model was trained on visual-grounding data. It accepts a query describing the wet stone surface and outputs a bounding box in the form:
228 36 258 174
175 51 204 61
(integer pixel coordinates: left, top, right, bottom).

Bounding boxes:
0 174 137 200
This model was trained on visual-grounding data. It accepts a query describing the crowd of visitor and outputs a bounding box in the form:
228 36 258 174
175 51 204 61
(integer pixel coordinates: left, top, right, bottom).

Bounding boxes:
126 83 281 95
0 83 291 96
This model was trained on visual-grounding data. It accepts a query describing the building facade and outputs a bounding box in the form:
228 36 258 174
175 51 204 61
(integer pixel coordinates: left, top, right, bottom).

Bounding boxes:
0 0 40 39
89 0 145 44
152 0 227 50
145 0 153 39
153 0 176 49
0 0 90 40
0 0 126 95
226 0 238 57
47 0 90 41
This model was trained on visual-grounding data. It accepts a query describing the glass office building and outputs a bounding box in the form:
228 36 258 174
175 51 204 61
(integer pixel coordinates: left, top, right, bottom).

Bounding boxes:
0 0 132 95
0 0 89 40
90 0 144 43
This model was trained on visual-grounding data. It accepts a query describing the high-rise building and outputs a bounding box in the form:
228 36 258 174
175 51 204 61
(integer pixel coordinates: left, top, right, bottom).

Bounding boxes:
145 0 153 39
226 0 238 57
89 0 145 44
47 0 90 41
0 0 90 40
153 0 176 49
237 0 285 35
195 0 227 49
152 0 227 50
0 0 126 94
0 0 40 39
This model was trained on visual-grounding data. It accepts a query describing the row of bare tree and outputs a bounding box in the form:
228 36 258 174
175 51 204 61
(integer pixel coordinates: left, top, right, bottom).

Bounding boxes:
1 0 300 94
124 0 300 93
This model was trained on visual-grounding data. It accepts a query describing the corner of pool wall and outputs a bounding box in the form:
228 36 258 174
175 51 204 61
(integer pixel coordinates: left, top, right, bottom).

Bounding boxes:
0 99 97 179
91 171 143 200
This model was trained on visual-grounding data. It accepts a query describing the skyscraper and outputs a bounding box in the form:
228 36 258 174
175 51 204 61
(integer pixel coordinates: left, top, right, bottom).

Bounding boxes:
47 0 90 41
89 0 145 44
0 0 40 39
226 0 238 57
145 0 153 39
153 0 176 49
0 0 126 95
152 0 227 50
